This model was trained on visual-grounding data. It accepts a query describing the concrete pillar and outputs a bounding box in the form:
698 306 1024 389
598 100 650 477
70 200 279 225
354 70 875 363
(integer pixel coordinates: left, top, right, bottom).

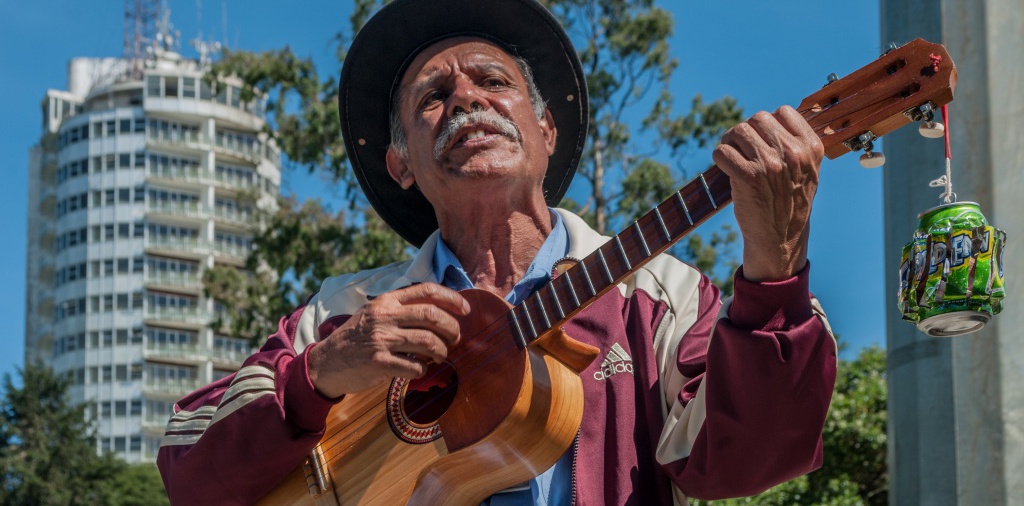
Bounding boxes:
880 0 1024 504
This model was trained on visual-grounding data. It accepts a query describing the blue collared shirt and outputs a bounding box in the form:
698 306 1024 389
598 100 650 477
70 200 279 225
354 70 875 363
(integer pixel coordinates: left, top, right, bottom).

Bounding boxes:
432 209 574 506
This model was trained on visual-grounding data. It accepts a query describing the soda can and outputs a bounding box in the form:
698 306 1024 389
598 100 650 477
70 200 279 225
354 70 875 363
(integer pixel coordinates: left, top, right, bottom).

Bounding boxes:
898 202 1006 337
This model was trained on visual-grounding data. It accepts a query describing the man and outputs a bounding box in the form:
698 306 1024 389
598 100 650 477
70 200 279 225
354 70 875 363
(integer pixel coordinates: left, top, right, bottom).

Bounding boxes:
158 0 836 504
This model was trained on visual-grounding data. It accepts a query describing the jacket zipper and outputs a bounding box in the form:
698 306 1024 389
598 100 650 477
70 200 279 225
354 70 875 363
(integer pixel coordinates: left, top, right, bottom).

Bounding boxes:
571 432 579 506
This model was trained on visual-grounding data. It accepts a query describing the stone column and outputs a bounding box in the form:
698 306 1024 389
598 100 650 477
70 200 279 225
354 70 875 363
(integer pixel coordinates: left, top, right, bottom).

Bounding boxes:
880 0 1023 504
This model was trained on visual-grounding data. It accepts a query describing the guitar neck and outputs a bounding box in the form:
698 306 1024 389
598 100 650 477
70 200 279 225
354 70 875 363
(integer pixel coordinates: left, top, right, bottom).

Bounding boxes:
505 37 959 346
508 165 732 348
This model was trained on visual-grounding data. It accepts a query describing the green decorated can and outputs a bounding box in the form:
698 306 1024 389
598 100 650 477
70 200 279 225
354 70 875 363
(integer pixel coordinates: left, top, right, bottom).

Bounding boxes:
898 202 1006 336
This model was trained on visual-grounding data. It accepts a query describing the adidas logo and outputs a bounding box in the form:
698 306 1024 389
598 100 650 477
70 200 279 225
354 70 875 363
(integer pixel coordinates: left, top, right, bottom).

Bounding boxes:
593 343 634 381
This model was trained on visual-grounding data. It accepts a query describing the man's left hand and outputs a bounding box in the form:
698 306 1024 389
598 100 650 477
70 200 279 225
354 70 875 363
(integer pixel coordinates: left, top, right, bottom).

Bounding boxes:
712 105 824 282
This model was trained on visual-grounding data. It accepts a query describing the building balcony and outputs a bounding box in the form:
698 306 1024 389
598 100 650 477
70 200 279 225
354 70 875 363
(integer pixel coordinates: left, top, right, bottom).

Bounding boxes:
144 271 203 293
213 206 253 228
210 346 252 369
142 378 201 399
147 165 208 187
143 307 208 328
142 414 171 435
212 242 251 266
146 201 210 222
145 236 211 259
143 341 206 365
213 172 259 193
214 135 263 165
146 130 208 154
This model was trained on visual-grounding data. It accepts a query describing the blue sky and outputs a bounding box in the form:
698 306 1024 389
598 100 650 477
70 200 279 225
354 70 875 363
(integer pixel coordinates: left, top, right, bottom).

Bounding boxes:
0 0 885 381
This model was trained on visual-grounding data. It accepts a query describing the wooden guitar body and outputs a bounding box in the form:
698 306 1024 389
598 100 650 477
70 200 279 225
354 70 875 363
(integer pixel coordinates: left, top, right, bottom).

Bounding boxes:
258 289 599 506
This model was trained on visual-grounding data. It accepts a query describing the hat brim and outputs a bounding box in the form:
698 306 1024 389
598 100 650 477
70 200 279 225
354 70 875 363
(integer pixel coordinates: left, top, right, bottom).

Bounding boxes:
339 0 588 247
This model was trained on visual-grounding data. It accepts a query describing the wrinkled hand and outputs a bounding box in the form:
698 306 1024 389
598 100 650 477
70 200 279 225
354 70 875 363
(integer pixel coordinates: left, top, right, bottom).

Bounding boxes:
307 283 470 398
712 106 824 282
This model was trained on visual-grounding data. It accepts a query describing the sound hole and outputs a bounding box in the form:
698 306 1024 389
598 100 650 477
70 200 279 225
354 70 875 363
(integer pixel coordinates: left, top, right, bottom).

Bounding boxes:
402 361 459 426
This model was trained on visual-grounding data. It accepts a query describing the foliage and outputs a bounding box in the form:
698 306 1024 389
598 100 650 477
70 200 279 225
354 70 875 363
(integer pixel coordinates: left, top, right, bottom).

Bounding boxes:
542 0 744 235
0 363 169 506
691 346 888 506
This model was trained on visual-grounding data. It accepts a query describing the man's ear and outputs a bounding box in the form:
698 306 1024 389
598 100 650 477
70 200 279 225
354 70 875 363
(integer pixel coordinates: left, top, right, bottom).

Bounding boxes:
385 147 415 189
540 108 557 156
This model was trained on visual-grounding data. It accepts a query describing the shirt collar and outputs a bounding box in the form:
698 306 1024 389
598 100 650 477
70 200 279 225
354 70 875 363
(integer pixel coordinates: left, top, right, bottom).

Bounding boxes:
432 209 569 304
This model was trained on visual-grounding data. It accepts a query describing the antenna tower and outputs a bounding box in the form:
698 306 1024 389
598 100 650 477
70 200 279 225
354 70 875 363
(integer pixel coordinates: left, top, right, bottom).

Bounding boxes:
124 0 161 79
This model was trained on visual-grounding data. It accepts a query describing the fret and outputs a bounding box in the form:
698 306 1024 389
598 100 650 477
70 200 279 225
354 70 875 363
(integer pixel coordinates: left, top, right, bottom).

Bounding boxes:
510 313 527 348
654 207 672 242
580 261 597 296
549 285 566 319
521 305 538 339
614 236 632 270
535 294 552 329
563 270 581 306
633 221 651 257
597 249 614 283
699 173 718 209
675 191 693 225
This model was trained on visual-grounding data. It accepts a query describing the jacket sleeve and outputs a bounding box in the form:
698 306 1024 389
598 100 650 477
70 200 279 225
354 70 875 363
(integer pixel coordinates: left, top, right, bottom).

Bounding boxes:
656 263 837 500
156 296 344 505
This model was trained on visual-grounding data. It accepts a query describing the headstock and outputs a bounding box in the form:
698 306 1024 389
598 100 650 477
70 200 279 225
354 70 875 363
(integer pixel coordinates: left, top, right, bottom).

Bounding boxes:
797 38 958 160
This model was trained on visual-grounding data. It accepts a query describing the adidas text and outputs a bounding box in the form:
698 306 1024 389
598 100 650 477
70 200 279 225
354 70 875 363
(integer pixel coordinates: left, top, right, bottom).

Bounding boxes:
593 343 634 381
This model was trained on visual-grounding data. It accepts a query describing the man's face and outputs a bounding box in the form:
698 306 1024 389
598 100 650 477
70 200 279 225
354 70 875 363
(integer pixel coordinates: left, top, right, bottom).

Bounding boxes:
385 37 557 204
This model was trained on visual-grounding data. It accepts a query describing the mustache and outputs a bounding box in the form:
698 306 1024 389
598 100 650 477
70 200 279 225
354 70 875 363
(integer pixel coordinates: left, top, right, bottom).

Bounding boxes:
434 110 521 161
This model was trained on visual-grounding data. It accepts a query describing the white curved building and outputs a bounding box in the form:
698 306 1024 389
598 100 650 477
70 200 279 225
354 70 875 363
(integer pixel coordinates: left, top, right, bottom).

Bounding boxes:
26 52 280 462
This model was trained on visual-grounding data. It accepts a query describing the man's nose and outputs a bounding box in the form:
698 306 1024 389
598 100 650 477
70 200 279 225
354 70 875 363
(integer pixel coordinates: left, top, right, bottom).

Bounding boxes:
447 79 487 117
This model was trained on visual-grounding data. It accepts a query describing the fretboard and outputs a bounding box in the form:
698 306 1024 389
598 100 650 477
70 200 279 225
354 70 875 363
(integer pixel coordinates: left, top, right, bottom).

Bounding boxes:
506 165 732 348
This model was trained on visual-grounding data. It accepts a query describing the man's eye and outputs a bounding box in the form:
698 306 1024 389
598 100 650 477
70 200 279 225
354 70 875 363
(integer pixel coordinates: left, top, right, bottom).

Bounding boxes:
483 78 506 88
421 91 446 107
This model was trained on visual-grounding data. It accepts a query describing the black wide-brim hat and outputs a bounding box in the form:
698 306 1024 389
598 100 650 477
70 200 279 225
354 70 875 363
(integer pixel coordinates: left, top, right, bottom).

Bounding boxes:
339 0 589 247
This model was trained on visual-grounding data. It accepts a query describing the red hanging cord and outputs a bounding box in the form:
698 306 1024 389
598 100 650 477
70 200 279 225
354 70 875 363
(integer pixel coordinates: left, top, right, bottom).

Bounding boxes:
942 103 951 161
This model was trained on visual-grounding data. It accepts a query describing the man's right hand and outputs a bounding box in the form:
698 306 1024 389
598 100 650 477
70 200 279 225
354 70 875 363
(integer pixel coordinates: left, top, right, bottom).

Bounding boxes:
306 283 471 399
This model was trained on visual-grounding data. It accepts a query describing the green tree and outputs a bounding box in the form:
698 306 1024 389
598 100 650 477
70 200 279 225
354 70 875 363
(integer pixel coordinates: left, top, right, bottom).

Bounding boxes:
541 1 743 236
0 363 169 506
691 345 888 505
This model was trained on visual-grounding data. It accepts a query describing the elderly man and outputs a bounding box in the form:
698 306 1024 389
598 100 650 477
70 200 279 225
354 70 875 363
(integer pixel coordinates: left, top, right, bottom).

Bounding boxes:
158 0 835 504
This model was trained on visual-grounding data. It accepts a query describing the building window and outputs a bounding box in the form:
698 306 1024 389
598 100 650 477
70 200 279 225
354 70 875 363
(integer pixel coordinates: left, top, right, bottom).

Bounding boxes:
146 75 161 97
182 77 196 98
119 119 131 134
164 76 179 98
199 79 213 100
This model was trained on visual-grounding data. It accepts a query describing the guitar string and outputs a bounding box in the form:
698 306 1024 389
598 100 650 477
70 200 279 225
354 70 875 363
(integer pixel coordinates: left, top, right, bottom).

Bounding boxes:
308 172 728 475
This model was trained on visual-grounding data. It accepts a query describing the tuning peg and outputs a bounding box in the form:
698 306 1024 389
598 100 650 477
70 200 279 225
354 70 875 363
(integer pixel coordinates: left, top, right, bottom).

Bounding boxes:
919 120 945 138
859 151 886 168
